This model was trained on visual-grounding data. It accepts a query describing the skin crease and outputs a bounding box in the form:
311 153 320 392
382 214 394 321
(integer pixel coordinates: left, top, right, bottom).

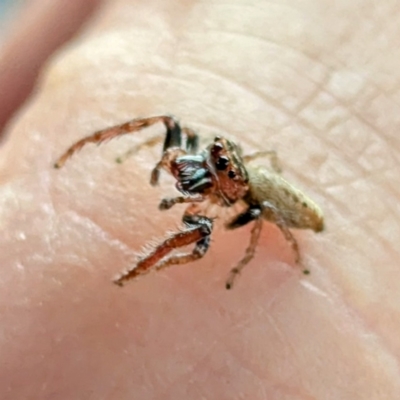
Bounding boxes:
0 0 400 398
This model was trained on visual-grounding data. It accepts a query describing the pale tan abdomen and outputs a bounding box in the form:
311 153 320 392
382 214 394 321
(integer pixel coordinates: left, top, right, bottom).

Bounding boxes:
246 166 324 232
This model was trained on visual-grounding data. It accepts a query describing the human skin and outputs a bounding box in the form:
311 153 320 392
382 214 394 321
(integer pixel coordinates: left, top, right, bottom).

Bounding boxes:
0 0 400 399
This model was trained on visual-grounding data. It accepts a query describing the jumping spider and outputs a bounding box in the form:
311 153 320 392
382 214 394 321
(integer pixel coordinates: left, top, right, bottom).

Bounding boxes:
54 115 324 289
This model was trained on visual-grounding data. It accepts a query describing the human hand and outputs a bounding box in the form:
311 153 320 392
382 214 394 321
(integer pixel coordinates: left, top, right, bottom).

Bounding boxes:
1 1 399 399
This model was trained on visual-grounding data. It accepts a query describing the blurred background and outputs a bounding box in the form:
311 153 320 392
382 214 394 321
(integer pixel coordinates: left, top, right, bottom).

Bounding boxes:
0 0 102 134
0 0 24 31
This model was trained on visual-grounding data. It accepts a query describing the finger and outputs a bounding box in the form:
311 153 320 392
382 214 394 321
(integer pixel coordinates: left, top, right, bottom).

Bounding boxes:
0 0 104 136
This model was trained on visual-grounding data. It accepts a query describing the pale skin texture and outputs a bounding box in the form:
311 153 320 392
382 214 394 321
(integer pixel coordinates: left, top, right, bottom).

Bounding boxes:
1 0 400 399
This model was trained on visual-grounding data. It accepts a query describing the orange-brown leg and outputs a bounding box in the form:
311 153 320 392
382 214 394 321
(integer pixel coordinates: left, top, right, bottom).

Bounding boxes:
225 216 263 290
149 147 187 186
243 150 281 173
113 216 212 287
114 125 199 164
158 194 205 210
54 115 180 168
115 135 163 164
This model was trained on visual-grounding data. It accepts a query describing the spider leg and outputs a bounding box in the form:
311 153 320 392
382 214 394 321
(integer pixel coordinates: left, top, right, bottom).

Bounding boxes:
182 127 199 154
224 207 263 289
183 202 203 214
150 147 186 186
261 201 306 273
158 194 205 211
243 150 281 173
115 135 163 164
225 206 262 229
113 215 212 286
54 115 181 168
115 126 199 164
156 215 212 271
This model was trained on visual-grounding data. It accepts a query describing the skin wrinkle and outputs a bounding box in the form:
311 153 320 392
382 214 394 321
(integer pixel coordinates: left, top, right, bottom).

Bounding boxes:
196 30 349 126
183 62 319 132
264 274 300 309
205 21 400 110
362 79 400 109
226 338 317 400
297 291 400 398
158 339 222 397
155 276 307 397
313 84 400 153
202 0 312 20
382 169 400 202
142 71 197 90
267 290 329 390
200 5 384 82
366 179 398 223
323 87 396 148
375 237 399 272
269 236 400 393
321 187 388 258
185 59 391 181
162 310 317 400
302 90 387 152
298 149 358 191
324 164 397 227
353 86 397 127
309 236 400 379
294 115 398 208
324 167 396 194
188 119 284 155
293 72 334 116
205 28 335 84
336 293 400 379
362 218 399 264
265 313 302 368
385 75 400 98
154 308 250 395
355 8 400 68
236 283 327 397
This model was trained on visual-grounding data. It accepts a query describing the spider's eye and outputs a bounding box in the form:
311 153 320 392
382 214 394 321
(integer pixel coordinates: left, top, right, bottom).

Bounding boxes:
228 170 236 179
216 156 229 170
211 142 224 157
214 135 222 142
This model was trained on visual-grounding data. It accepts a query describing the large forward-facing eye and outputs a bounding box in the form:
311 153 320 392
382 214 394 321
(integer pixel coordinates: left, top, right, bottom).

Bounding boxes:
216 156 229 170
228 170 236 179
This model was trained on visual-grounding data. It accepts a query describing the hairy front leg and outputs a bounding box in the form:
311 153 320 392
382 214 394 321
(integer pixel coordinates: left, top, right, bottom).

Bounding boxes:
113 215 213 286
54 115 181 168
